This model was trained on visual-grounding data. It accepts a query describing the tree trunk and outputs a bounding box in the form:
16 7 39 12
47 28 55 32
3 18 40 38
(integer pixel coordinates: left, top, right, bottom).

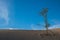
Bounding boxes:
44 14 48 35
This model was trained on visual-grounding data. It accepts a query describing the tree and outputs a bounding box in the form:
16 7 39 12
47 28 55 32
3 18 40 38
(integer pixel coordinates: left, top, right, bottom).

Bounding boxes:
40 8 50 34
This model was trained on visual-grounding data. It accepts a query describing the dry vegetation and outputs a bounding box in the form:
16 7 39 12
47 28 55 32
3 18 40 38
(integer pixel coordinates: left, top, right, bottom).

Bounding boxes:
0 29 60 40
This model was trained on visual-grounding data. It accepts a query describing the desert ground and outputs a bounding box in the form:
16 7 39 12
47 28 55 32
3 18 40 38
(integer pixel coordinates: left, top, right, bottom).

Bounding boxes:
0 29 60 40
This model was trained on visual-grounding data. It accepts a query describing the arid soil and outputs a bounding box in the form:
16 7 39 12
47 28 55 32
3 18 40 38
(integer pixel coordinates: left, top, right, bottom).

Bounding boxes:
0 30 60 40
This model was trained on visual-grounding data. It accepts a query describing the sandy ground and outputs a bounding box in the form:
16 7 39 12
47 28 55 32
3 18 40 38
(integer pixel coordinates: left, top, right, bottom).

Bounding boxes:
0 30 60 40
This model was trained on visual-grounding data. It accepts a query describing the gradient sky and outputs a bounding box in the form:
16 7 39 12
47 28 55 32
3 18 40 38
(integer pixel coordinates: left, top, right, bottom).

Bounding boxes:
0 0 60 30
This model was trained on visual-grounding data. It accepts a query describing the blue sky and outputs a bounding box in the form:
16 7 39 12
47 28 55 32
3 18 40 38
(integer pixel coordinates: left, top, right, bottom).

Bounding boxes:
0 0 60 30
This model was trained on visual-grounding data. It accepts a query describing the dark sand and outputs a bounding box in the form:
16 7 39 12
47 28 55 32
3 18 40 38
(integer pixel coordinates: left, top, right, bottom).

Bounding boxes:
0 30 60 40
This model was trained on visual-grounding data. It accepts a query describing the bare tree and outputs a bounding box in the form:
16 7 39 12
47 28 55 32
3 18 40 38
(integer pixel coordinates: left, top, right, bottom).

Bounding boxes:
40 8 50 34
37 8 56 36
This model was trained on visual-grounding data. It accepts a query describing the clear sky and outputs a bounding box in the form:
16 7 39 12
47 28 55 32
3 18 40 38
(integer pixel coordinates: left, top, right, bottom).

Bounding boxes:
0 0 60 30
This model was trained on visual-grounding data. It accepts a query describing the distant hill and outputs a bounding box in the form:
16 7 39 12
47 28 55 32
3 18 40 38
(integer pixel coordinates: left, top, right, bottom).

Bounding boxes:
50 28 60 34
